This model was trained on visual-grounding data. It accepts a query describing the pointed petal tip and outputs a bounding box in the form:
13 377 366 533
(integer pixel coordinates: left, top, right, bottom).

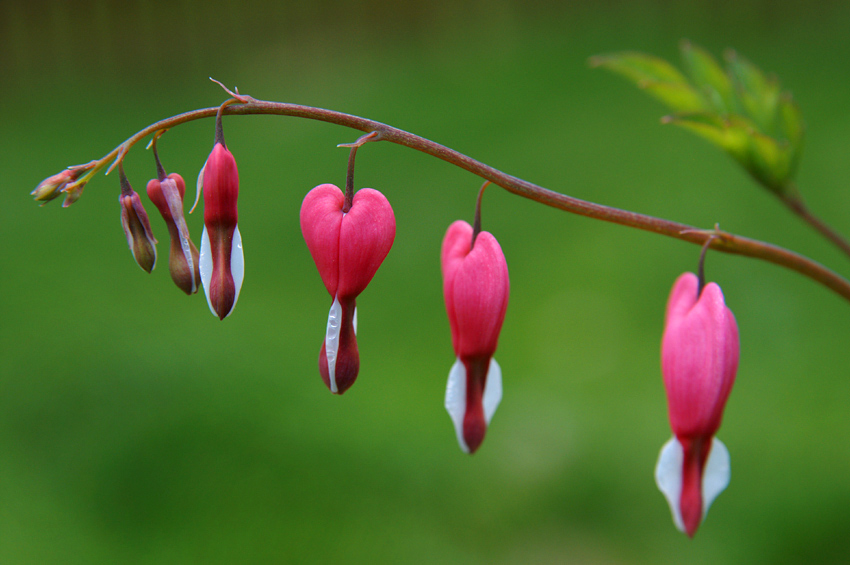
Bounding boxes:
656 437 686 534
655 436 730 536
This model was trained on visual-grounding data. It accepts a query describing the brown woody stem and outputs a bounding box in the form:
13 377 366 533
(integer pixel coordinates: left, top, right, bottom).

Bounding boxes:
50 97 850 304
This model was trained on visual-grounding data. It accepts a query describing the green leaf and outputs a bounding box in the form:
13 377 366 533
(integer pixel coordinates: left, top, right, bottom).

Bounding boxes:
679 40 734 114
663 112 752 162
777 93 804 178
593 43 805 194
590 51 690 86
638 81 707 113
748 132 793 193
590 52 706 112
725 50 781 134
778 93 805 147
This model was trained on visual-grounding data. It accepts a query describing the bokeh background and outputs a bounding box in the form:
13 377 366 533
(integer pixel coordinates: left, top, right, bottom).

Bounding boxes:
3 1 850 563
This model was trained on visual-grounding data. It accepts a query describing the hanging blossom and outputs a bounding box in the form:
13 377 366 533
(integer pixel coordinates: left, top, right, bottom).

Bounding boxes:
300 183 395 394
655 272 739 537
118 163 157 273
146 145 201 295
197 117 244 319
441 220 509 454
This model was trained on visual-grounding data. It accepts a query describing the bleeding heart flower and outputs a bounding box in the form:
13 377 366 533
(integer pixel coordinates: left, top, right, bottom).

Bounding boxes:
655 272 739 537
198 141 243 319
441 220 509 454
300 183 395 394
147 171 201 295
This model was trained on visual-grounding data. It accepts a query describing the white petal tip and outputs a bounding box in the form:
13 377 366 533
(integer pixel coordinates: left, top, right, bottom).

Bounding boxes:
198 226 244 319
325 297 342 394
655 436 730 533
702 437 730 517
444 357 502 453
230 225 244 312
199 227 216 317
482 358 502 424
445 359 469 453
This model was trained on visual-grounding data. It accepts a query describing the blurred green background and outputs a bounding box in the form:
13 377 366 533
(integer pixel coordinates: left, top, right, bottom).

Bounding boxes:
3 1 850 563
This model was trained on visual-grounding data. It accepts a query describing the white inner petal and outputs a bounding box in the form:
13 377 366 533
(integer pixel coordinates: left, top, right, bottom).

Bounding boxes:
324 296 342 394
655 436 731 532
228 226 244 317
483 358 502 424
444 358 469 453
655 437 685 533
353 306 358 336
702 437 730 519
199 226 216 317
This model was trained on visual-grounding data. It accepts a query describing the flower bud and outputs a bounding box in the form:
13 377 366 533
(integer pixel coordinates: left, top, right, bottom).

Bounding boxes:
300 183 395 394
32 161 95 207
441 220 509 454
147 173 201 295
32 169 74 204
655 272 739 537
198 142 243 319
119 172 157 273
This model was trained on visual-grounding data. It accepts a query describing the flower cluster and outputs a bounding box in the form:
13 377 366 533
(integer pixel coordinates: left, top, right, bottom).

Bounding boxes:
34 99 745 536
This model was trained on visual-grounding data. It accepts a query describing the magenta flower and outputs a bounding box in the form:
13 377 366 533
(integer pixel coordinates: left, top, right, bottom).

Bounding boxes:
441 220 509 454
655 272 739 537
300 183 396 394
147 172 201 295
198 142 244 319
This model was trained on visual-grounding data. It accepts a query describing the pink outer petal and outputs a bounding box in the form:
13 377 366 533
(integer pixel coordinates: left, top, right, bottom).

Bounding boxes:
661 273 739 438
441 221 510 360
338 188 396 300
203 144 239 227
300 184 344 297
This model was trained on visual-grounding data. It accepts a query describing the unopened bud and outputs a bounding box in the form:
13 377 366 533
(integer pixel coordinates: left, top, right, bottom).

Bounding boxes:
119 167 157 273
147 173 201 295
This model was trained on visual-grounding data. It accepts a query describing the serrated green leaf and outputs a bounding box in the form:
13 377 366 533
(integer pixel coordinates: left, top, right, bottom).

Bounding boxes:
590 51 690 87
679 40 734 114
639 81 707 112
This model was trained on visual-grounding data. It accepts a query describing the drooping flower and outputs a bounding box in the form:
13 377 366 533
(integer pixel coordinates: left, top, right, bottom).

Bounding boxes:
441 220 509 454
118 164 157 273
198 141 243 319
300 183 395 394
147 171 201 295
655 272 739 537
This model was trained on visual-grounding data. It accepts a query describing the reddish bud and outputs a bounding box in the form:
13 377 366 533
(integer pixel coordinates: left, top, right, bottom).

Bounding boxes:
32 161 95 207
32 169 74 204
147 173 201 295
119 177 157 273
198 143 243 319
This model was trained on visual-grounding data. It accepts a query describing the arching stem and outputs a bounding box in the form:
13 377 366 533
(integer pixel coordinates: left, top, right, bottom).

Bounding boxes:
41 97 850 305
